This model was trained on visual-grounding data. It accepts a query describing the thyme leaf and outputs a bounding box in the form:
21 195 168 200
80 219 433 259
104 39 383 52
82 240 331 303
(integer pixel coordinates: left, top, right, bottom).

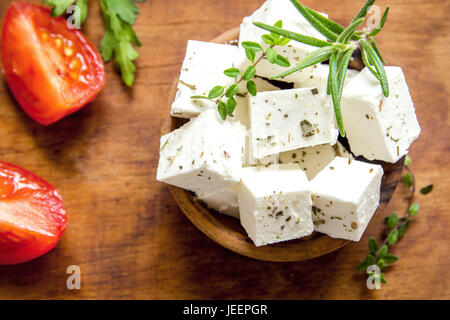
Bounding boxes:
357 155 433 288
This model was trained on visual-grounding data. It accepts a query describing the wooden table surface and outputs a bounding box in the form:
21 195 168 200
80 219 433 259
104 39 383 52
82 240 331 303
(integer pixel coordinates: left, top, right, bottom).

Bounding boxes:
0 0 448 300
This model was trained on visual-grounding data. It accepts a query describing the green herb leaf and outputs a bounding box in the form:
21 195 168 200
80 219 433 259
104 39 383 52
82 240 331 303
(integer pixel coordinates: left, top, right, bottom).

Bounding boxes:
386 213 399 228
190 95 210 100
226 97 237 115
420 184 433 195
115 40 139 86
369 237 379 255
403 172 413 188
266 47 278 64
378 245 388 258
387 229 398 246
99 27 116 62
43 0 88 25
336 47 356 101
243 66 257 81
383 254 398 264
371 39 386 64
218 100 227 120
272 46 334 79
241 41 263 52
380 273 387 283
408 202 420 216
360 45 380 79
247 80 257 96
106 0 140 25
329 51 345 136
44 0 75 17
361 40 389 97
377 259 386 270
273 20 283 27
276 37 291 46
274 55 291 67
367 254 376 265
270 20 283 39
245 48 256 63
351 0 376 24
404 155 412 167
326 68 332 95
253 22 333 48
208 86 225 99
357 258 370 272
225 84 239 98
368 6 390 37
99 0 145 86
303 6 345 36
336 17 365 44
398 221 408 237
224 68 241 78
289 0 339 42
262 34 275 46
76 0 88 23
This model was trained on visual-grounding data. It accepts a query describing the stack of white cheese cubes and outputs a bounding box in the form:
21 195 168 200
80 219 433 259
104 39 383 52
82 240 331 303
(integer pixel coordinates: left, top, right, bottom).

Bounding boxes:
157 0 421 247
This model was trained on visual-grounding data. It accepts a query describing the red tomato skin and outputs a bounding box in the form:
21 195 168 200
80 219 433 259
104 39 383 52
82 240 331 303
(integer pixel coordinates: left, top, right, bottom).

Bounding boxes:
1 2 105 125
0 161 67 265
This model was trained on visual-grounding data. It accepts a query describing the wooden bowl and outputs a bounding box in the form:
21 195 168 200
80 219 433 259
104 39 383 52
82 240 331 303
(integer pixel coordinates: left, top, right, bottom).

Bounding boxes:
160 28 404 262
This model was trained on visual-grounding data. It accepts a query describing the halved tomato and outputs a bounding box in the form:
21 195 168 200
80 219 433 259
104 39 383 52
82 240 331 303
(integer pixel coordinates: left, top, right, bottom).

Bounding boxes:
0 161 67 265
1 2 105 125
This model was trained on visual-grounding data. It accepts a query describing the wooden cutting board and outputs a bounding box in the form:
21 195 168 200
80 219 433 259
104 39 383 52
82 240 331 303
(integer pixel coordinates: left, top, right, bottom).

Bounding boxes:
0 0 448 299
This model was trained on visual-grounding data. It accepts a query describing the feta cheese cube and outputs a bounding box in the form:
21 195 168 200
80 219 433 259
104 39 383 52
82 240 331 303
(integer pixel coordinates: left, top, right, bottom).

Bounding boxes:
234 78 281 166
279 142 352 180
244 133 279 167
234 77 280 128
238 164 314 246
310 157 383 241
294 64 359 90
341 66 421 163
249 87 339 159
157 109 246 194
171 40 238 118
197 185 240 219
237 0 328 83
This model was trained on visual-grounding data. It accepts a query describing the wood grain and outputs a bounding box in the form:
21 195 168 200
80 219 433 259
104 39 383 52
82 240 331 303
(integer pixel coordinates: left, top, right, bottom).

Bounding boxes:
0 0 448 299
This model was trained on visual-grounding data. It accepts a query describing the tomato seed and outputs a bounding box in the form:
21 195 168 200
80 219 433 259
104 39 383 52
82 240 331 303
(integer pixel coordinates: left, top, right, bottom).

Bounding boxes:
64 47 74 57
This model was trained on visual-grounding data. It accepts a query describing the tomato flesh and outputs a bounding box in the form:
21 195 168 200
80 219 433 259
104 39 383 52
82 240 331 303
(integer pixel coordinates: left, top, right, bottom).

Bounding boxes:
1 2 105 125
0 161 67 265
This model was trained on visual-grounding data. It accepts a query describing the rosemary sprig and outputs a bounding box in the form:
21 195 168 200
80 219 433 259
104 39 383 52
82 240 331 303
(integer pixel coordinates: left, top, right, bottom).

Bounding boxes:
190 21 292 120
357 155 434 288
254 0 391 136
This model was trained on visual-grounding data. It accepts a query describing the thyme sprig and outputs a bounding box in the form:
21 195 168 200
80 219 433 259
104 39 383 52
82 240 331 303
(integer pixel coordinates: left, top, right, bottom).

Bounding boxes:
254 0 391 136
357 155 434 288
190 21 292 120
